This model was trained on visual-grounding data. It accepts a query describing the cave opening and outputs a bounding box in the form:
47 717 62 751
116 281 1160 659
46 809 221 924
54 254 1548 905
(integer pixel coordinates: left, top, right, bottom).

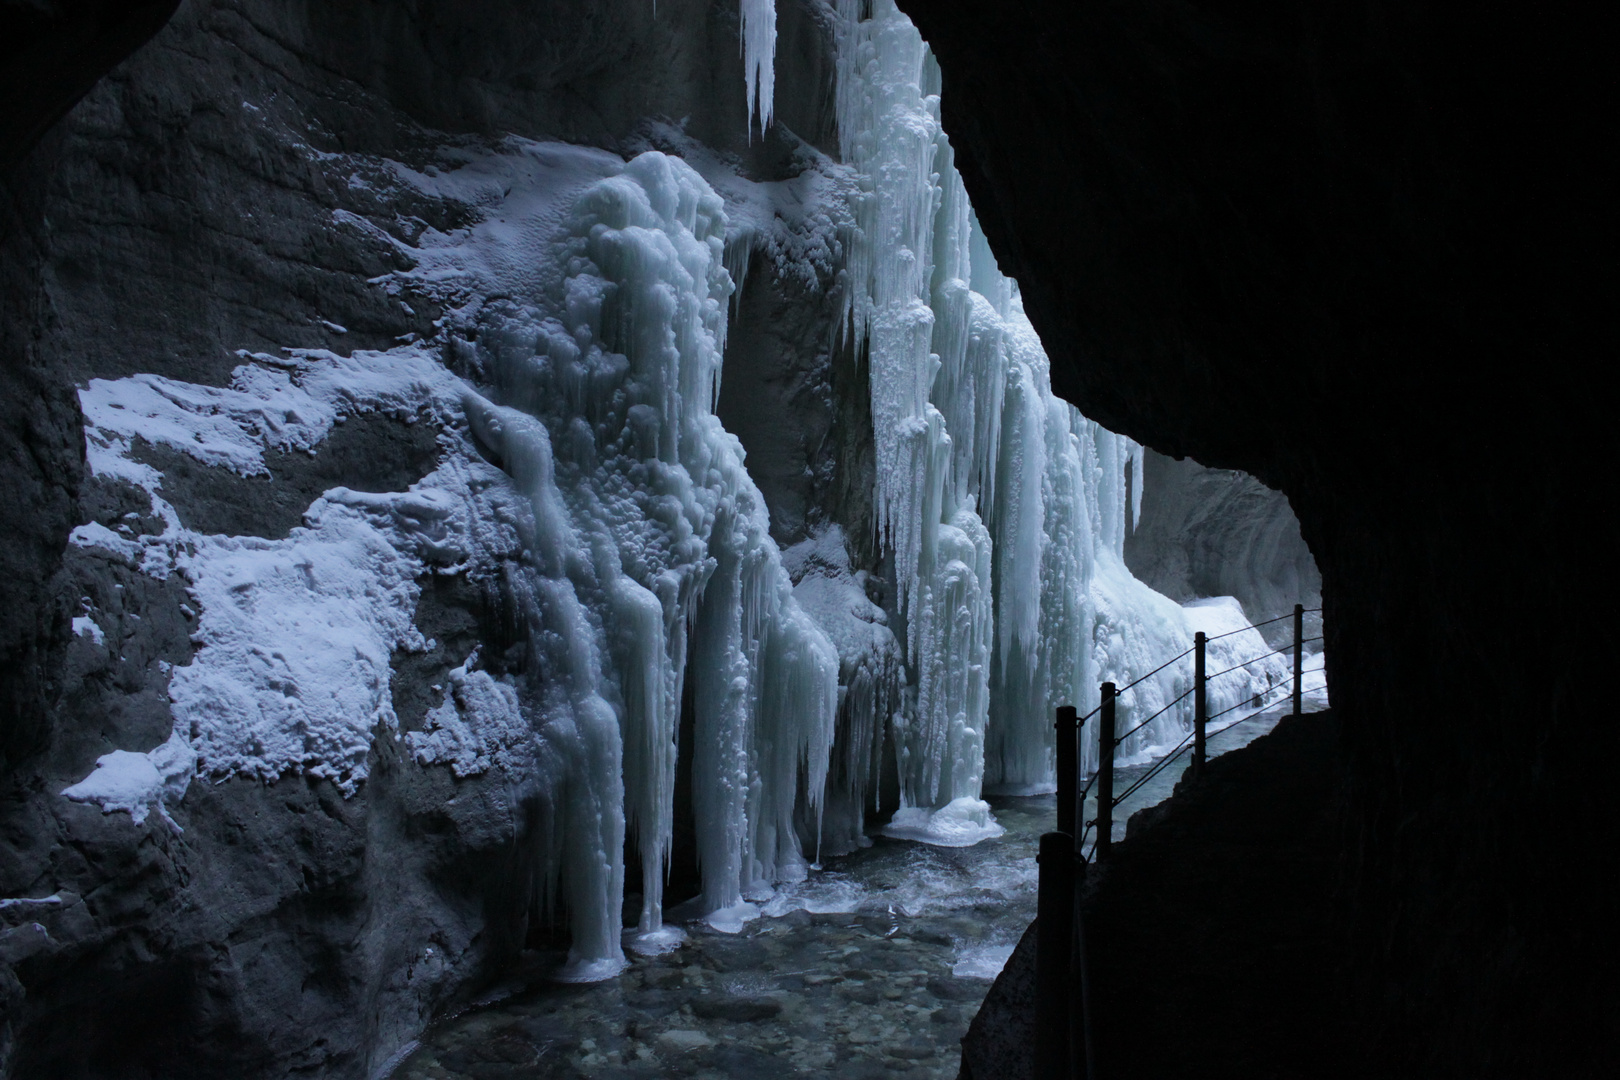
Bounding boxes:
1 0 1602 1077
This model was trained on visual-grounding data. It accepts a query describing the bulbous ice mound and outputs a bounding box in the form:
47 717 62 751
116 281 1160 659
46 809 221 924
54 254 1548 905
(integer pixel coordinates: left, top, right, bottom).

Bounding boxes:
882 796 1006 848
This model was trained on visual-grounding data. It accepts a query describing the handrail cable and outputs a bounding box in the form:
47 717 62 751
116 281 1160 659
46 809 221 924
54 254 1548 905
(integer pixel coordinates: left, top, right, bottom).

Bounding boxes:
1112 644 1197 695
1201 610 1298 641
1115 665 1324 807
1112 730 1197 807
1204 650 1287 682
1113 684 1196 745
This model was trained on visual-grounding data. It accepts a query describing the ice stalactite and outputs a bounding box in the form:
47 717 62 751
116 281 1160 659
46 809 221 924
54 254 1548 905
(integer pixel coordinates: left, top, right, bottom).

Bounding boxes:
832 0 1213 809
740 0 778 137
466 152 838 962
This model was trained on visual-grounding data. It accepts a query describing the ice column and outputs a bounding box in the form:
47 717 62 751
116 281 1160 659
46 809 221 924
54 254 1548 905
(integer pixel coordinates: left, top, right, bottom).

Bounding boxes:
834 0 1000 845
833 1 1200 808
470 152 836 963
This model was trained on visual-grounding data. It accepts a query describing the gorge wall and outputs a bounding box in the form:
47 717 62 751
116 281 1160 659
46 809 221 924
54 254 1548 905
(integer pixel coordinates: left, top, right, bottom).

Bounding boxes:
896 0 1611 1075
1123 448 1321 650
1 2 849 1074
0 3 1317 1076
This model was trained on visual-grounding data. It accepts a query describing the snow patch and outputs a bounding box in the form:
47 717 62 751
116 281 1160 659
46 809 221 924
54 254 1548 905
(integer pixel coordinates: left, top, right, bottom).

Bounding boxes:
60 731 197 827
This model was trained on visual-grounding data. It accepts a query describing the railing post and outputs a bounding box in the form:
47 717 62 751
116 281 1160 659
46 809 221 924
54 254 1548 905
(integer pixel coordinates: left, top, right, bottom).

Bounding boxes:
1036 832 1075 1079
1071 848 1094 1080
1193 631 1208 778
1096 682 1116 861
1293 603 1305 717
1056 705 1078 835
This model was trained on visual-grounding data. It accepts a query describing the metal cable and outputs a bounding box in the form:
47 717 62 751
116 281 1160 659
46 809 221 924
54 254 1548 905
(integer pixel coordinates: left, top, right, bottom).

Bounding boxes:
1112 644 1197 695
1113 684 1195 745
1113 732 1196 807
1205 651 1282 682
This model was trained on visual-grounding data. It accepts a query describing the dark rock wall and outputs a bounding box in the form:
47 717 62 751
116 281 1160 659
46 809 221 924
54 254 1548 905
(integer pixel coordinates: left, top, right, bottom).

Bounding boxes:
897 0 1612 1074
0 2 846 1076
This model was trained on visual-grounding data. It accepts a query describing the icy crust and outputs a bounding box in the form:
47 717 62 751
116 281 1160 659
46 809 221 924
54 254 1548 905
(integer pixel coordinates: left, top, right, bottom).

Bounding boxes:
441 150 839 971
60 732 197 828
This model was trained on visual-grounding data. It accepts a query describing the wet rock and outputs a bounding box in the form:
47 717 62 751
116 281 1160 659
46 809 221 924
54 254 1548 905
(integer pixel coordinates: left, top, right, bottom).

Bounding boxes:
625 989 682 1017
657 1029 713 1051
840 985 882 1006
926 977 981 1002
690 996 782 1022
888 1037 937 1060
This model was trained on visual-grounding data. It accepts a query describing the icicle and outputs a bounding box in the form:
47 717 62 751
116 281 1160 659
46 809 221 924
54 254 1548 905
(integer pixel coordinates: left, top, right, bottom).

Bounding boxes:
1128 438 1145 534
741 0 778 138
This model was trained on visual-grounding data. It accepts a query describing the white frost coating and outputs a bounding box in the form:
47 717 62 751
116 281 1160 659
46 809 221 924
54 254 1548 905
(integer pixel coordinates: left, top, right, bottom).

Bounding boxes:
69 347 488 807
72 616 105 645
405 663 530 777
170 489 442 794
740 0 778 136
60 731 196 827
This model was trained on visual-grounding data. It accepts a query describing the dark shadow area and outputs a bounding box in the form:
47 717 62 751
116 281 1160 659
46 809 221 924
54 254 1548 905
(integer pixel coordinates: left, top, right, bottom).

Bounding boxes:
965 713 1353 1080
894 1 1611 1073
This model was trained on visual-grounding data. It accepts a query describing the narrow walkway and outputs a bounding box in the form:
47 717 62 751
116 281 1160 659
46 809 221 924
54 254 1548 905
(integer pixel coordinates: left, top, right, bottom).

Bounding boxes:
962 710 1355 1080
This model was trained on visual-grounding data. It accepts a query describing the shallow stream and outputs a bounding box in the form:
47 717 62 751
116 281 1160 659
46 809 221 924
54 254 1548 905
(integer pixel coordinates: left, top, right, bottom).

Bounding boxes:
392 704 1309 1079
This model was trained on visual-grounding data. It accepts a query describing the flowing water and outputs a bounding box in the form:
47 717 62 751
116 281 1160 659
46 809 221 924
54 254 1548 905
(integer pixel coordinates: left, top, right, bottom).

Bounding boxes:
390 705 1307 1079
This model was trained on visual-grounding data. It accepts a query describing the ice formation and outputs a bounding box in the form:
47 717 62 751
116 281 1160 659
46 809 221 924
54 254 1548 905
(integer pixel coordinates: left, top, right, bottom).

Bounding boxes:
458 151 839 964
740 0 778 136
59 4 1315 983
828 0 1214 830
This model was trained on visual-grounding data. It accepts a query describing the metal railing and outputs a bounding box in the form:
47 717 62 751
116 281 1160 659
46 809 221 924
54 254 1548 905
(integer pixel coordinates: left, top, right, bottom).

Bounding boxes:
1034 602 1324 1079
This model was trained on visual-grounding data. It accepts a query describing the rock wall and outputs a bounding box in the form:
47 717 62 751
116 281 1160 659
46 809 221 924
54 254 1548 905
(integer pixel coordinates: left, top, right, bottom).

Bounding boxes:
896 0 1611 1074
1123 448 1321 648
0 2 853 1076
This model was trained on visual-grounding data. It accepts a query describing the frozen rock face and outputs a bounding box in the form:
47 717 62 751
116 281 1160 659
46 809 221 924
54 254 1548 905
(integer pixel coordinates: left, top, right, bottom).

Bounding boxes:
1123 448 1322 648
0 2 849 1077
0 3 1297 1077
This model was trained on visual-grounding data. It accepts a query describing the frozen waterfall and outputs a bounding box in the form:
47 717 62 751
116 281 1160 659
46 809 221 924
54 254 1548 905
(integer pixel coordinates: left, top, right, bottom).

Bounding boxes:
829 0 1211 825
465 152 838 970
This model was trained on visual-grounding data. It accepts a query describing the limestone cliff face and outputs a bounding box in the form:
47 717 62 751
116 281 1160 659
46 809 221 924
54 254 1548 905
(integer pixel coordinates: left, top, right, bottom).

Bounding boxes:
0 3 851 1076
